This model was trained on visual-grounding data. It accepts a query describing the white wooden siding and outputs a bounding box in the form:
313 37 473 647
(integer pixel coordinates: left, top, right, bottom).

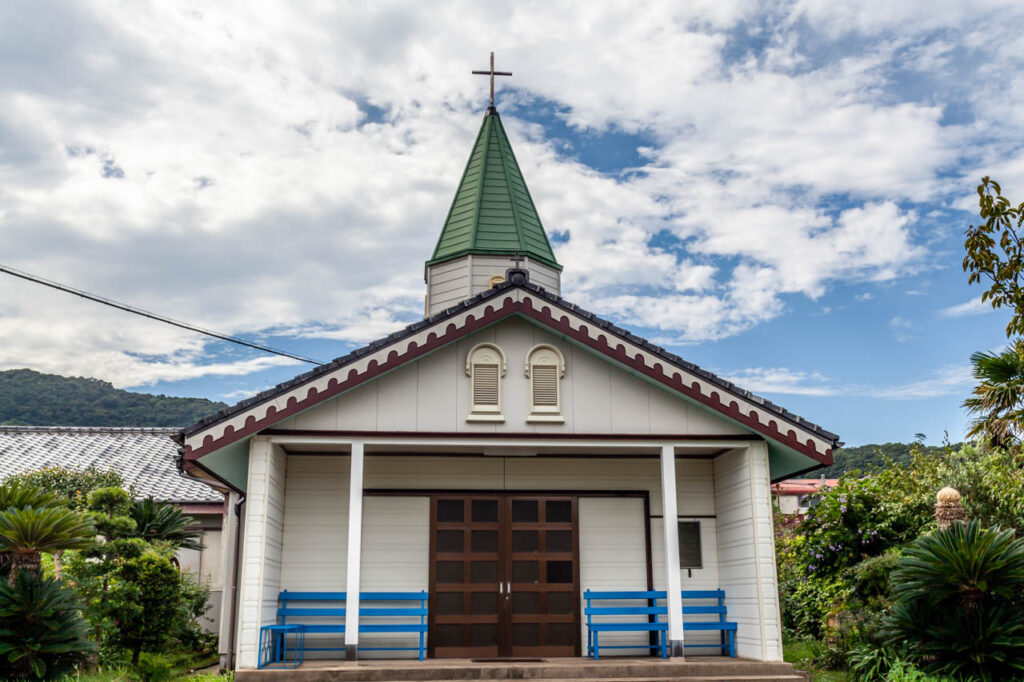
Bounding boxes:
359 496 430 657
280 456 349 589
579 498 649 654
426 259 471 314
713 445 782 661
275 318 750 438
236 439 287 669
236 452 769 664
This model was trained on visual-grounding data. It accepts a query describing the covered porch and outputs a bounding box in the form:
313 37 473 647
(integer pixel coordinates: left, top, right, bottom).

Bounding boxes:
225 433 784 669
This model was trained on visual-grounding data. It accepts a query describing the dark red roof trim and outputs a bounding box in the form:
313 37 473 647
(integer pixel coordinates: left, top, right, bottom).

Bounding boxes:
181 284 837 466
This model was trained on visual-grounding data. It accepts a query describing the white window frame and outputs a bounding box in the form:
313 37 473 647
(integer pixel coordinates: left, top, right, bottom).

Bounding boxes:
524 344 566 423
465 343 506 422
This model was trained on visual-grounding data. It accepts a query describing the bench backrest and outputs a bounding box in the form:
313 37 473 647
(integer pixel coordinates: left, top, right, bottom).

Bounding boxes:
583 589 729 622
277 591 428 624
583 590 667 627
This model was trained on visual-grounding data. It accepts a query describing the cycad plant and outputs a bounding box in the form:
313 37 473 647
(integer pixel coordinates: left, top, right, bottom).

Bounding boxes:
0 507 96 584
127 498 202 551
963 341 1024 446
0 483 58 511
882 521 1024 680
0 571 94 679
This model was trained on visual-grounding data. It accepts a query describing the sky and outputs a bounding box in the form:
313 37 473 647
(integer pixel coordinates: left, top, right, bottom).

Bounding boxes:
3 1 1024 446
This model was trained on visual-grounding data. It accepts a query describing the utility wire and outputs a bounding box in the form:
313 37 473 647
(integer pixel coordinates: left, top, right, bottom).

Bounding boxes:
0 262 325 366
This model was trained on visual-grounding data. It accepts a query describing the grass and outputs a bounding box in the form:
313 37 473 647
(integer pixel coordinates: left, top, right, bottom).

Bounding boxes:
783 637 849 682
57 650 226 681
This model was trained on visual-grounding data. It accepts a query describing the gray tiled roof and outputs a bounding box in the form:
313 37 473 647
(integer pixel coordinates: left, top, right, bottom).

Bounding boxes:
0 426 222 503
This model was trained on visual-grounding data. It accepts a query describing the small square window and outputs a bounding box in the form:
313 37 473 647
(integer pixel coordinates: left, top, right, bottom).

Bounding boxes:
678 521 702 569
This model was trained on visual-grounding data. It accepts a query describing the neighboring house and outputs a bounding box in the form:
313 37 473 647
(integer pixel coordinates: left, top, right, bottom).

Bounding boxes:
771 478 840 515
0 426 225 632
178 105 841 670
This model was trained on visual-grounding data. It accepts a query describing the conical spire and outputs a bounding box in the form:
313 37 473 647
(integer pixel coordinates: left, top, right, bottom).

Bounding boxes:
428 109 561 270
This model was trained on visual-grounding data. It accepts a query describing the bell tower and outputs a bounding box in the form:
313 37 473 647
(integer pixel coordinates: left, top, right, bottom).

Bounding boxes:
425 56 561 316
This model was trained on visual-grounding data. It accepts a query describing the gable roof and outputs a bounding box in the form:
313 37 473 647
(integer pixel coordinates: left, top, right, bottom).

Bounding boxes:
179 281 840 467
0 426 222 504
428 108 561 270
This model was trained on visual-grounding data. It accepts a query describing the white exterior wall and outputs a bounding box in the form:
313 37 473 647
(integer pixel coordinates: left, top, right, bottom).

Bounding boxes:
275 318 748 437
235 449 781 664
713 444 783 661
426 256 561 316
360 496 430 656
236 438 287 669
579 497 648 653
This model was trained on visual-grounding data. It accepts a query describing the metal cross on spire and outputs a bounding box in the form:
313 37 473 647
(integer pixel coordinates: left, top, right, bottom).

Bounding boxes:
472 51 512 109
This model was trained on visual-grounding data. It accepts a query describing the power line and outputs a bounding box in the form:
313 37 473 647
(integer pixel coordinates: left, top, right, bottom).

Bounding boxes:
0 262 325 366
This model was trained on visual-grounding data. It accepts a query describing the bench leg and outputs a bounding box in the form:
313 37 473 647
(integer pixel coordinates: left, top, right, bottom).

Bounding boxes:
729 629 735 658
419 631 425 661
661 630 667 659
594 631 600 660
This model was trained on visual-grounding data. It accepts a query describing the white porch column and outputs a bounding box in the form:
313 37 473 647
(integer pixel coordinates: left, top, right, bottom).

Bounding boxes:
217 491 240 671
344 441 365 660
660 444 685 657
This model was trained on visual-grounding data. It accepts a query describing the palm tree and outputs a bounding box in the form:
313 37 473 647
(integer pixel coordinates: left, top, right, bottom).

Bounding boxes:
963 340 1024 446
0 482 58 511
127 498 203 551
0 571 95 679
0 507 96 585
882 521 1024 680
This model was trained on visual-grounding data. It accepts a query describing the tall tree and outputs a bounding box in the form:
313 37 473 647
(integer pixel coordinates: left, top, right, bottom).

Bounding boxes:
964 177 1024 337
964 341 1024 446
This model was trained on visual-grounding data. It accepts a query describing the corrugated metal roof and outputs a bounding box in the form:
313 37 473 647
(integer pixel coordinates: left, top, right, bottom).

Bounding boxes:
428 108 561 270
0 426 222 503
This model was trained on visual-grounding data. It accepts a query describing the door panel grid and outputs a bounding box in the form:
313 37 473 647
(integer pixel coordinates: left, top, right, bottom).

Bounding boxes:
429 494 580 658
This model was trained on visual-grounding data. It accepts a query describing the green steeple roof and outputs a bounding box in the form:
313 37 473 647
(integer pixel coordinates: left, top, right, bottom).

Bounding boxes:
428 108 561 270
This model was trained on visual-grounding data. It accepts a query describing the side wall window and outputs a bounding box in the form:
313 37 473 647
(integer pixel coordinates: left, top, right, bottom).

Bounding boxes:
465 343 506 422
525 344 566 423
678 520 703 569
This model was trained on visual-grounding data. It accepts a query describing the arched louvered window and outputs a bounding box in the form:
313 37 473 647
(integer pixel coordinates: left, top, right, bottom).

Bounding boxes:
525 344 566 423
465 343 506 422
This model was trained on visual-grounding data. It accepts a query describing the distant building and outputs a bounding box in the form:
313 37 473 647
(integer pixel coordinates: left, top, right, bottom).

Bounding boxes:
771 477 839 515
0 425 224 632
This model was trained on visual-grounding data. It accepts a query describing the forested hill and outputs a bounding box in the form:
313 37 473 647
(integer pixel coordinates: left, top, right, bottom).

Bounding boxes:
817 441 960 477
0 369 227 427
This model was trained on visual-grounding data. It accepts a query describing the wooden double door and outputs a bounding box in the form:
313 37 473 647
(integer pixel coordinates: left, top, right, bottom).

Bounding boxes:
428 494 580 658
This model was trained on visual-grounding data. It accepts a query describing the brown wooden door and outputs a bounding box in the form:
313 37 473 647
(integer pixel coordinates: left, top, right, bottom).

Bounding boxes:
429 495 503 658
428 494 580 658
503 495 580 657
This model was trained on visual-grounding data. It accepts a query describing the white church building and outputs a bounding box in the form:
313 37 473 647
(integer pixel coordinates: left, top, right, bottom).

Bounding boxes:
177 101 839 672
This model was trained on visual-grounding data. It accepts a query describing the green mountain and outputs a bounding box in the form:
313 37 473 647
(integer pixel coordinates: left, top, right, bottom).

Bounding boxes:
817 441 960 477
0 369 226 427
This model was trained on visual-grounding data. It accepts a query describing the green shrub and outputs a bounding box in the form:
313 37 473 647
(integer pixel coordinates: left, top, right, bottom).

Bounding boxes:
0 572 94 679
848 643 908 681
884 659 956 681
103 551 182 665
882 521 1024 681
131 652 175 682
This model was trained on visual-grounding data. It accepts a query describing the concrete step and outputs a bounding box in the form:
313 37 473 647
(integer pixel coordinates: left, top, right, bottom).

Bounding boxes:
237 659 804 682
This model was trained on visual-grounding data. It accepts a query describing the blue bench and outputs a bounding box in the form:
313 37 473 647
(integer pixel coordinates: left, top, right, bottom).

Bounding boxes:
680 589 737 658
258 590 428 668
584 590 668 660
584 589 737 659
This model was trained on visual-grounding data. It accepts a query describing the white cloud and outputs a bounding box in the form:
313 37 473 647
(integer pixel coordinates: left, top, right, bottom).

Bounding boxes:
722 367 835 396
940 296 992 318
721 364 973 401
0 1 1021 386
868 365 974 400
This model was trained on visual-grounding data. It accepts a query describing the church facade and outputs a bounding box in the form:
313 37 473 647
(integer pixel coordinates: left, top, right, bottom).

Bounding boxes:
178 106 839 670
